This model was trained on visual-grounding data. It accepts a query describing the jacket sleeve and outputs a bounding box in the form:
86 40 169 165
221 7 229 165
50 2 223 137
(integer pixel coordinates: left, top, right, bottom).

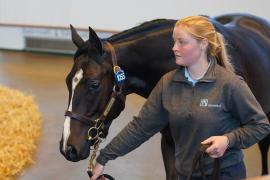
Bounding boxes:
224 77 270 149
96 77 169 165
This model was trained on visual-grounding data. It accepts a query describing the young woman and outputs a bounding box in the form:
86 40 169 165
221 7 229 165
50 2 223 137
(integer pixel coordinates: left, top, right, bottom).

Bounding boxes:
91 16 270 180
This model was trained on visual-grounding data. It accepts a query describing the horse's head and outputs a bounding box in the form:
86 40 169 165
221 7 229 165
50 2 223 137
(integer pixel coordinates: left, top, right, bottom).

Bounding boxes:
60 25 126 162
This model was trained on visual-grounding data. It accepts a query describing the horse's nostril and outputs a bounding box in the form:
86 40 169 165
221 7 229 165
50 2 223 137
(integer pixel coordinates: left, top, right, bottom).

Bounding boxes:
66 145 78 161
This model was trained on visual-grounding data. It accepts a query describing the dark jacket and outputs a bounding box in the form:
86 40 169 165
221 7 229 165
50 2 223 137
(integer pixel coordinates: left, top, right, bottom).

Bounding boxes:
96 59 270 176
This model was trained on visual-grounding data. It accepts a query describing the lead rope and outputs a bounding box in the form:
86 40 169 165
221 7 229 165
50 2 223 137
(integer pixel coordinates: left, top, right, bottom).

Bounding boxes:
187 144 220 180
86 101 115 180
87 126 114 180
87 137 102 177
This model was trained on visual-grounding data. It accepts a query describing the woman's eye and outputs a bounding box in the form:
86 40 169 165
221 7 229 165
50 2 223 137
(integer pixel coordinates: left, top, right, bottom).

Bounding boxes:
178 40 187 45
174 39 187 45
87 80 100 91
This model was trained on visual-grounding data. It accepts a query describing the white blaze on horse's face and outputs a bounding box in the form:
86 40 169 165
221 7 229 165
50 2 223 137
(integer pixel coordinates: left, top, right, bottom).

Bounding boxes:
62 69 83 153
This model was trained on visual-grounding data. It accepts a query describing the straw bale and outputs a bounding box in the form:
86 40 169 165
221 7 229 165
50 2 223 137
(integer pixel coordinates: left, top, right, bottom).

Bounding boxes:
0 86 41 179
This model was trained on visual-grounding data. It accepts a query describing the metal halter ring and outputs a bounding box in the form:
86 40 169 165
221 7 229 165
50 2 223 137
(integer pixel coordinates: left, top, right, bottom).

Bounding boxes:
88 127 99 141
95 119 103 129
87 119 104 141
113 66 121 73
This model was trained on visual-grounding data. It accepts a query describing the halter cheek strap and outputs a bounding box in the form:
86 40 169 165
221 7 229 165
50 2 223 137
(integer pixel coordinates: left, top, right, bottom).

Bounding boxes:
105 41 126 86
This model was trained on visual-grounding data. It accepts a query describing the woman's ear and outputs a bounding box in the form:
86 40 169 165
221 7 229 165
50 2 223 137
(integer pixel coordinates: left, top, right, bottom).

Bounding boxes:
200 38 209 51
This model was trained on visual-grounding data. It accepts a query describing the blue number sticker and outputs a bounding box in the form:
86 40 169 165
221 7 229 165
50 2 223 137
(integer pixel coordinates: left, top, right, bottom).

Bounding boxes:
114 67 125 84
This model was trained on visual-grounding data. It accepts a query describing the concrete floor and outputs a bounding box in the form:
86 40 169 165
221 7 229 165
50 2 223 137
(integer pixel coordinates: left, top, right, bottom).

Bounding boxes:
0 50 269 180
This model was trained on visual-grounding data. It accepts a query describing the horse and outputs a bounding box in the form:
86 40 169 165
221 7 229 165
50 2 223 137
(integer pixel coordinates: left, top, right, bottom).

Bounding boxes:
59 13 270 179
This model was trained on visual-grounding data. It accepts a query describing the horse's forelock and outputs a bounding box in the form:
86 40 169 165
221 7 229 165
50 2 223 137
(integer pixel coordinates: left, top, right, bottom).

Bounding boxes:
74 41 104 66
74 41 88 59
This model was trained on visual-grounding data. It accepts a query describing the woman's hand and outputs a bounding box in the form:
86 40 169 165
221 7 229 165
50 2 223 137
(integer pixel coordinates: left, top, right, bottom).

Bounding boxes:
90 162 105 180
201 135 229 158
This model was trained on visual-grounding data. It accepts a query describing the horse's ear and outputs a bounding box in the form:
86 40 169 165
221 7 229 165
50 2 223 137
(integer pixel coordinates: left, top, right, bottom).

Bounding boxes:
89 26 103 55
70 24 84 48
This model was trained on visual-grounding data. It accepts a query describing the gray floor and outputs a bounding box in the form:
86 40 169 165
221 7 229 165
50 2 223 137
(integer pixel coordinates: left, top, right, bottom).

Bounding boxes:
0 50 269 180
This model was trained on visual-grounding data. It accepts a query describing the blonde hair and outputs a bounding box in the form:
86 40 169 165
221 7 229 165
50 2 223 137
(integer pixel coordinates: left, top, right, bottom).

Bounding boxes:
175 15 234 72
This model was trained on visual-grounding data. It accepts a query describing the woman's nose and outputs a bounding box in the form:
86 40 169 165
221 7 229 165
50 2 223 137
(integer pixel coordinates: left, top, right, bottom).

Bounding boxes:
172 43 178 52
172 43 176 51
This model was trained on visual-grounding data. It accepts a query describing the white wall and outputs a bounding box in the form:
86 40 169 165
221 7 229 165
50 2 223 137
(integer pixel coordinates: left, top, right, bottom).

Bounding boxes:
0 27 24 49
0 0 269 31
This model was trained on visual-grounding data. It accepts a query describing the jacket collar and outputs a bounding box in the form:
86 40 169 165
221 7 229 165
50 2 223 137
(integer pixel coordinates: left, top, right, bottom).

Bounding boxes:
172 58 217 83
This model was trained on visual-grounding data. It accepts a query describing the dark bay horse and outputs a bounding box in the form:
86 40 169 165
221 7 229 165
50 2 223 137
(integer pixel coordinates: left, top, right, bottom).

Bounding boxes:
60 13 270 179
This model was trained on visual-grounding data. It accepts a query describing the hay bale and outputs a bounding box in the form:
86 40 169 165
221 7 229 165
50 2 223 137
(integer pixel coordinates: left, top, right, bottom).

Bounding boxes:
0 86 41 179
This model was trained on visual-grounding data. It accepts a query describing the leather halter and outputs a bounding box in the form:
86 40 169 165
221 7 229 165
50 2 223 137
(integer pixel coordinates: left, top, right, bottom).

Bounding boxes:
64 41 124 141
65 41 122 179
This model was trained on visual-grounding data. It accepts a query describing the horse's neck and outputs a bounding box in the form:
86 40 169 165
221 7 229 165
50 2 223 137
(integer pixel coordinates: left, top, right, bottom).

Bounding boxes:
114 41 175 98
114 44 155 97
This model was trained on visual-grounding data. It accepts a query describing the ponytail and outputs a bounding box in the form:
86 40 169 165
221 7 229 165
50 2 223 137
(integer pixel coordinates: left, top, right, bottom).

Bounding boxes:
215 32 234 73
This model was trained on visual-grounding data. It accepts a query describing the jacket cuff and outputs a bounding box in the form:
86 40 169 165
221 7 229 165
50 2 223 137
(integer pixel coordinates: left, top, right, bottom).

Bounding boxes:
224 132 236 148
96 153 110 166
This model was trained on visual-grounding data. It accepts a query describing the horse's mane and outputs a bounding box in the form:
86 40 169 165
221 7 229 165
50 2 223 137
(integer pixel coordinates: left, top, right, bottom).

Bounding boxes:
108 19 176 43
74 19 176 59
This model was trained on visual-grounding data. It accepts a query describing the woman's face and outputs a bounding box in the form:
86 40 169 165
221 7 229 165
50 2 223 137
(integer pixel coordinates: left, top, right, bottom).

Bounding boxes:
172 25 204 67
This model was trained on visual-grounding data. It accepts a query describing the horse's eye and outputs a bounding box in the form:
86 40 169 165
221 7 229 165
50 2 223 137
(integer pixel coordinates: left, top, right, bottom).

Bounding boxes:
87 79 100 91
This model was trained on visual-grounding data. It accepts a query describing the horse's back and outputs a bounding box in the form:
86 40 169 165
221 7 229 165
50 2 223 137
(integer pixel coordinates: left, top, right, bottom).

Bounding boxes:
214 14 270 113
215 13 270 40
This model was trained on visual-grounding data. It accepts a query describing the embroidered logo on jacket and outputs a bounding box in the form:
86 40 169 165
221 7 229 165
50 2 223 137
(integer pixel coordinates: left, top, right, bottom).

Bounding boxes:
200 99 221 108
200 99 208 107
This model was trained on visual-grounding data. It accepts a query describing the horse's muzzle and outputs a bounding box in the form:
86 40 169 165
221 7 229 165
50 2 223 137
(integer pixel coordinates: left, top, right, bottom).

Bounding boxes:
59 139 90 162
